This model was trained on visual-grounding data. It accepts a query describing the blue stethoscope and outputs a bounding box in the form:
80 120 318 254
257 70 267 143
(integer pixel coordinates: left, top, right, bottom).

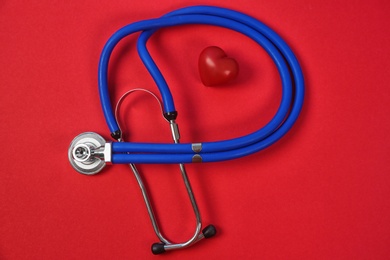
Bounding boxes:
68 5 304 254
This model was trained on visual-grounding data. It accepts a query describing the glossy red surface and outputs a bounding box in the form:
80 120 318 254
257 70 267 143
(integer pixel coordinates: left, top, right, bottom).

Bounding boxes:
198 46 239 86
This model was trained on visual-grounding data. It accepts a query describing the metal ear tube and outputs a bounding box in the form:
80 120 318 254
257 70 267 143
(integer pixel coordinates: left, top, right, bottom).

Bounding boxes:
118 93 217 254
68 89 217 254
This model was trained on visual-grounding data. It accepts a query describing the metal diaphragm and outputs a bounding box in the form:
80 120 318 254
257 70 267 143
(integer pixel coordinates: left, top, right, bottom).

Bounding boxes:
68 132 106 175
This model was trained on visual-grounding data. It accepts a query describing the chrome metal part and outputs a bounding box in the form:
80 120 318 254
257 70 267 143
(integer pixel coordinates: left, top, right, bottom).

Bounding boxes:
103 142 112 163
192 154 203 163
129 163 170 244
163 163 202 251
68 132 107 175
129 162 205 251
114 88 166 138
126 120 205 252
192 143 202 153
169 120 180 143
113 91 210 252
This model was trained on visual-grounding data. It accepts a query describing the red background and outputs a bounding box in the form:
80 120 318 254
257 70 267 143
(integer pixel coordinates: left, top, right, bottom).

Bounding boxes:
1 1 390 259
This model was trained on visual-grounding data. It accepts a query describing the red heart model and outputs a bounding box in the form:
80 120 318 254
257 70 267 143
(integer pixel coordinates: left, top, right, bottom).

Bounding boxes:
198 46 239 86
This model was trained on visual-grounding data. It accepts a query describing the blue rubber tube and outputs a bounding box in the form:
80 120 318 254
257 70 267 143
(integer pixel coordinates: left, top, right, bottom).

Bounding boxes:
97 6 304 164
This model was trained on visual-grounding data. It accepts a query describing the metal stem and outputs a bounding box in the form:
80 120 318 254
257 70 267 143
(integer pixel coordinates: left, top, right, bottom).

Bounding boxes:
129 163 171 245
126 120 204 251
114 90 207 252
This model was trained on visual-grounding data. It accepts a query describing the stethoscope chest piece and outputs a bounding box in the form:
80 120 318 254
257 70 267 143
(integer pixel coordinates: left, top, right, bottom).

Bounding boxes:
68 132 107 175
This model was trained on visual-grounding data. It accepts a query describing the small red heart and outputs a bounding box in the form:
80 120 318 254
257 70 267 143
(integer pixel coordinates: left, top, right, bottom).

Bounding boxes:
198 46 239 86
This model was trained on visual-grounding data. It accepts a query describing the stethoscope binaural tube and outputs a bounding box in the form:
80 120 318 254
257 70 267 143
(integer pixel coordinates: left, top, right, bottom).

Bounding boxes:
98 5 304 164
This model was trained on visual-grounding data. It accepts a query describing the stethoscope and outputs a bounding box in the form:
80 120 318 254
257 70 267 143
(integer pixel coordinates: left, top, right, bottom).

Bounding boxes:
68 5 304 254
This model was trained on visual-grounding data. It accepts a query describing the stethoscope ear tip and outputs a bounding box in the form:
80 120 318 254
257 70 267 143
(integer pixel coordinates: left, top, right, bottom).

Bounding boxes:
202 224 217 239
151 243 166 255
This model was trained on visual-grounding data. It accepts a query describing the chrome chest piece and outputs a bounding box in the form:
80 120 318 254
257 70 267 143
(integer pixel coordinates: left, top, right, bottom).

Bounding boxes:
68 132 111 175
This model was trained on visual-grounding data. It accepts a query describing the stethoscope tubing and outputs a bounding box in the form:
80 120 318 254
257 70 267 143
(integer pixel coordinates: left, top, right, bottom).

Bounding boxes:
98 6 304 164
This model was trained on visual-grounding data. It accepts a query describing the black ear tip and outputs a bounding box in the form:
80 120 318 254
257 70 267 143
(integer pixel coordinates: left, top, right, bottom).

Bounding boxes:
202 224 217 238
151 243 166 254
